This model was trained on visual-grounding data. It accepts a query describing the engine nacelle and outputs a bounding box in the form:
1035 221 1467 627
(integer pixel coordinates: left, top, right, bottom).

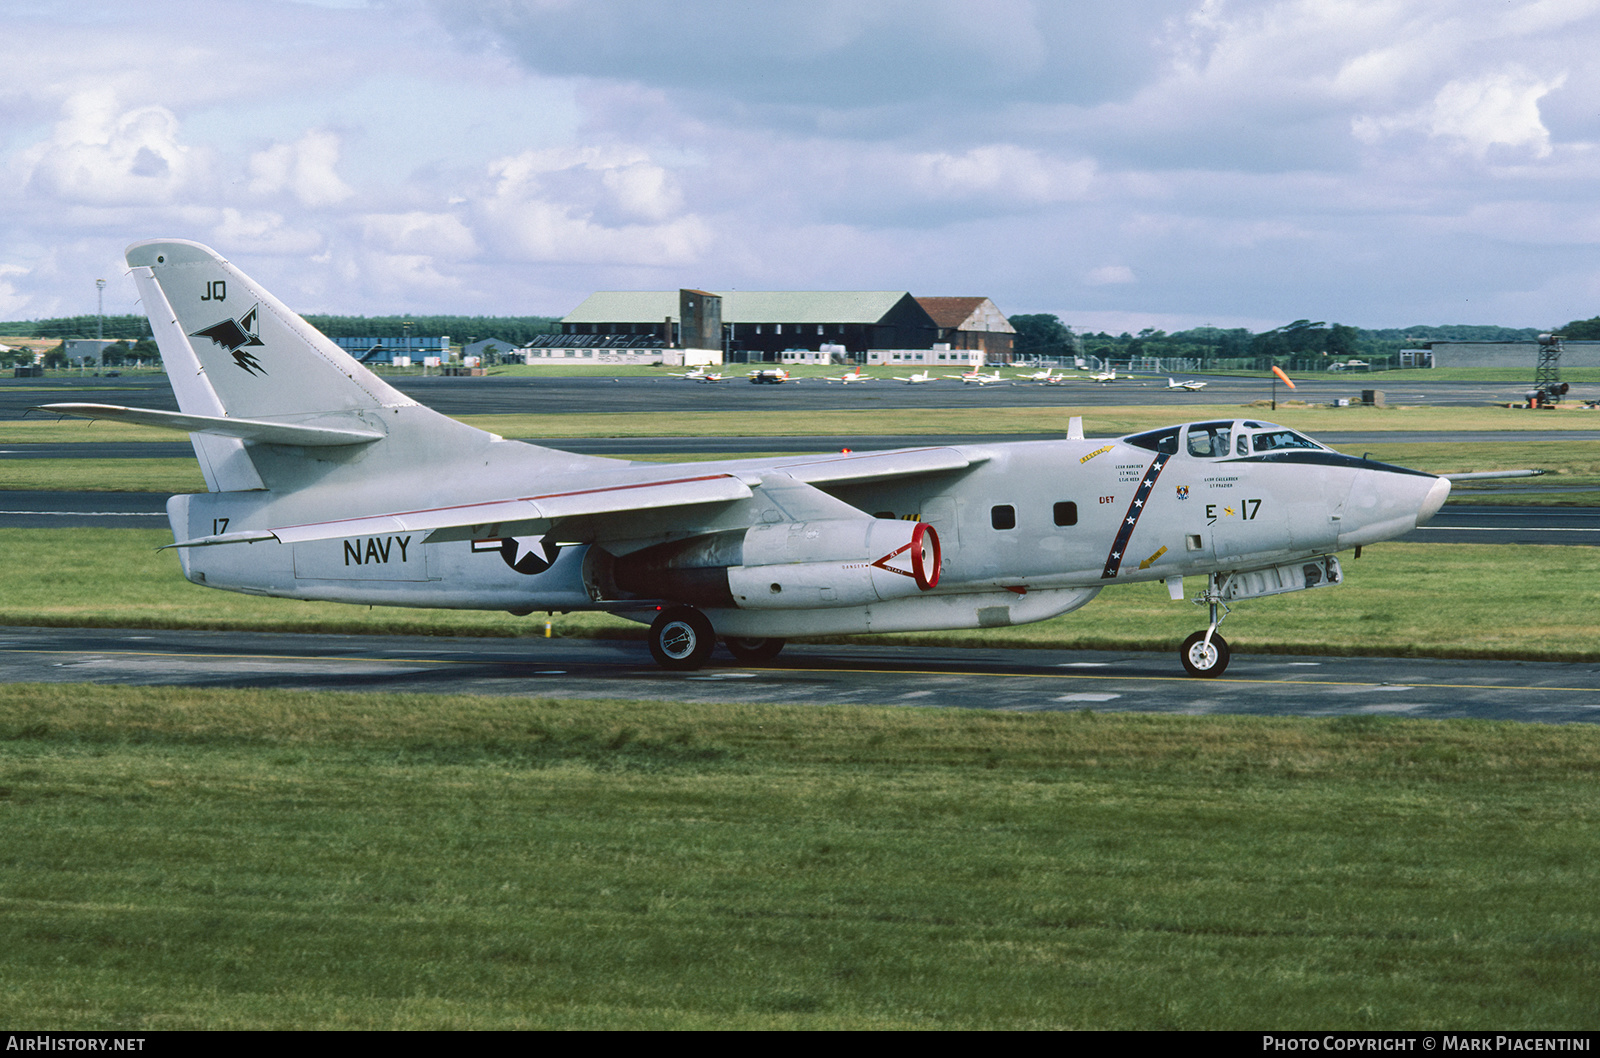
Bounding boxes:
611 518 940 610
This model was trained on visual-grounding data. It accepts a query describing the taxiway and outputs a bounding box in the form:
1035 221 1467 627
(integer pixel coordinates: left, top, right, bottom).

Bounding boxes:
3 626 1596 724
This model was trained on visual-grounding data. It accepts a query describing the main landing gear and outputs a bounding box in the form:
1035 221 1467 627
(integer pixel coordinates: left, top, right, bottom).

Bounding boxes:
1181 574 1232 678
647 606 786 670
648 606 715 670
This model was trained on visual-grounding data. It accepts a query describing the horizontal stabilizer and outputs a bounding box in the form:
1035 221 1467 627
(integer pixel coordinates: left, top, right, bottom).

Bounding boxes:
33 403 384 447
766 446 986 485
167 472 754 549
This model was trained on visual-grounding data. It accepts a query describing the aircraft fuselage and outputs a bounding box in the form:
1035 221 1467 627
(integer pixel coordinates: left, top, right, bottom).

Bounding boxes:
167 417 1446 641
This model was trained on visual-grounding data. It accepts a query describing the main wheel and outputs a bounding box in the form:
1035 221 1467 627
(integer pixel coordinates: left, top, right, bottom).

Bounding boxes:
649 606 716 671
1179 630 1230 678
724 636 785 664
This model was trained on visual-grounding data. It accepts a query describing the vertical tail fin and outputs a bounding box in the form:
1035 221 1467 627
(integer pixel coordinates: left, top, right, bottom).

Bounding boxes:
127 239 417 422
125 239 496 493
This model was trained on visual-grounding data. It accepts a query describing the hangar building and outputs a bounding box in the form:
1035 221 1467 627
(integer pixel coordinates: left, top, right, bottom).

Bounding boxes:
535 289 1007 365
915 297 1016 362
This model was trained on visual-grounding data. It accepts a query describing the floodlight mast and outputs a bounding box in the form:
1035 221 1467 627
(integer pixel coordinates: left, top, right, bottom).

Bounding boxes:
96 278 106 340
1531 333 1567 407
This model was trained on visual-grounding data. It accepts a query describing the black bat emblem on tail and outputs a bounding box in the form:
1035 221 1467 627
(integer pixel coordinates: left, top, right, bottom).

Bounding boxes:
190 304 266 375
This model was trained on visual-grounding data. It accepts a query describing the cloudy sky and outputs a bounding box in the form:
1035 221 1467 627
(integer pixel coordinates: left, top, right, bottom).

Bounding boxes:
4 0 1600 333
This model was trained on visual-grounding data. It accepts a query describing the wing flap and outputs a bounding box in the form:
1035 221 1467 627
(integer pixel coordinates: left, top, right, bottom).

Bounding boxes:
33 403 384 447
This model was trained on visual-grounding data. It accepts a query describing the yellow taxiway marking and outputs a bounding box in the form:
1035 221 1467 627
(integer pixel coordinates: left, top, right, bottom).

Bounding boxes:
3 647 1598 694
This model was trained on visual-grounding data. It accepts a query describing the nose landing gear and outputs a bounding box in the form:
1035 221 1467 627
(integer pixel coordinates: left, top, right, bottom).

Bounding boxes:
1181 576 1232 678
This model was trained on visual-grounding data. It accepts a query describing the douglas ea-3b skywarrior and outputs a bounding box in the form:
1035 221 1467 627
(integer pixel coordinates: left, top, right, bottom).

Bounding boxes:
38 240 1451 677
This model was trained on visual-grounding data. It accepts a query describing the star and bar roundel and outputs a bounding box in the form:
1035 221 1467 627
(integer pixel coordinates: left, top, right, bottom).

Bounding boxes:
472 535 561 575
1101 455 1168 580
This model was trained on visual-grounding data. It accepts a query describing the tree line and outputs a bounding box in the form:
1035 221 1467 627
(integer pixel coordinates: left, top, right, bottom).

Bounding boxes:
1008 314 1563 369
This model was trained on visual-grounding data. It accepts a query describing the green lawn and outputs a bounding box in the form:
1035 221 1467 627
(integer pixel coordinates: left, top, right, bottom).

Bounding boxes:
2 686 1596 1029
4 530 1598 661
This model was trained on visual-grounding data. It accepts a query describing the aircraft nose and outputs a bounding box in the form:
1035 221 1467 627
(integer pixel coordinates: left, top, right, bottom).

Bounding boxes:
1417 475 1450 525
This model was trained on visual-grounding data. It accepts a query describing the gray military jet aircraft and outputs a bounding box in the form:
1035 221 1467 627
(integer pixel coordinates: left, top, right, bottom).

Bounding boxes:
37 240 1450 677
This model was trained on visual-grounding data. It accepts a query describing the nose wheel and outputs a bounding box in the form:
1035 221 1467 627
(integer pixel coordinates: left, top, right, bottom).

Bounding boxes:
1181 574 1232 678
1180 630 1230 677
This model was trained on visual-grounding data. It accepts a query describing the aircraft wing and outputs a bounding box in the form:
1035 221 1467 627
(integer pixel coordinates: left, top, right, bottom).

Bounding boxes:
169 472 758 548
167 447 986 549
33 402 384 447
762 446 986 485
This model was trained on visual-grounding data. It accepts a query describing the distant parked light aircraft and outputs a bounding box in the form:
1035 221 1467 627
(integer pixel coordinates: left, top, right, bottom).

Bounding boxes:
947 369 1008 386
1168 377 1208 391
748 368 798 384
823 369 875 384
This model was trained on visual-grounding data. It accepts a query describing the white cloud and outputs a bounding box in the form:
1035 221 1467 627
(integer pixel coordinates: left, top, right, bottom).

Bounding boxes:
1354 68 1568 157
212 208 325 256
0 264 33 318
1428 70 1566 156
248 129 354 208
15 90 202 206
360 211 478 258
476 146 709 265
1086 265 1137 286
908 145 1094 205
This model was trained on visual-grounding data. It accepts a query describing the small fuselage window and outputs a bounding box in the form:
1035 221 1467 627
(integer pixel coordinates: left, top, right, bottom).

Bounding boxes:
992 505 1016 530
1053 501 1078 526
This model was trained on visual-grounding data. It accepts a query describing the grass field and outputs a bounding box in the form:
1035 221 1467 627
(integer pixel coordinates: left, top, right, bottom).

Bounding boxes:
4 530 1599 661
2 685 1597 1029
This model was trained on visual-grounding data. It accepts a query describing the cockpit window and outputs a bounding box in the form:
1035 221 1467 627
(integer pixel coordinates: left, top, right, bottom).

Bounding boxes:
1125 427 1180 454
1186 421 1233 458
1252 428 1323 452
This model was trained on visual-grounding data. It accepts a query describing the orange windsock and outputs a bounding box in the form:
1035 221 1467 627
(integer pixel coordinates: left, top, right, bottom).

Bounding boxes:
1271 365 1296 388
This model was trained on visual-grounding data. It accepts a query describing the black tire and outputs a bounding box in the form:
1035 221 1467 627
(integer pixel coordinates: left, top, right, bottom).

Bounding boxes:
648 606 716 671
1179 630 1230 678
724 636 785 664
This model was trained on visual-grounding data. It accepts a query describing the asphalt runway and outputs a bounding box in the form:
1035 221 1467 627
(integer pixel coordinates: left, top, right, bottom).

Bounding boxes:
4 370 1590 420
2 626 1595 723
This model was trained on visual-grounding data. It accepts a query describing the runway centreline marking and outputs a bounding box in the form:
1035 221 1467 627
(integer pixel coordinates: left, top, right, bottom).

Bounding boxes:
3 647 1598 693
